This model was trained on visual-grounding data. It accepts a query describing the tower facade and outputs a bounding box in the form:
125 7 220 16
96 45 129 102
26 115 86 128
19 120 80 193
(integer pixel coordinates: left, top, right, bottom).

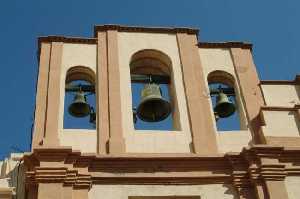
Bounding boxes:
19 25 300 199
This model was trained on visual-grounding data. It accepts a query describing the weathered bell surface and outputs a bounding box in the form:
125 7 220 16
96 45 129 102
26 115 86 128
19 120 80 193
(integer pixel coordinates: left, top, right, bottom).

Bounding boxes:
68 91 90 117
137 84 172 122
214 92 236 118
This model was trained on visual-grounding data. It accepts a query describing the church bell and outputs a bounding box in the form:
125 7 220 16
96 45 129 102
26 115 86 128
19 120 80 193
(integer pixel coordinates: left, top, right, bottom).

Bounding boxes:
68 91 91 118
136 83 172 122
214 91 236 118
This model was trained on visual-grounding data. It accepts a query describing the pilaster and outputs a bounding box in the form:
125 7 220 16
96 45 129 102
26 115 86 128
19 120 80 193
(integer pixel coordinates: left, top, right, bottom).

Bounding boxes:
96 31 110 154
43 42 63 147
230 48 265 144
32 43 51 149
176 32 217 154
106 29 125 154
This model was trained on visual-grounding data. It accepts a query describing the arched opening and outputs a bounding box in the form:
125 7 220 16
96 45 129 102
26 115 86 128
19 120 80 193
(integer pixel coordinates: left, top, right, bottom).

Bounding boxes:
207 70 244 131
130 49 180 131
63 66 96 129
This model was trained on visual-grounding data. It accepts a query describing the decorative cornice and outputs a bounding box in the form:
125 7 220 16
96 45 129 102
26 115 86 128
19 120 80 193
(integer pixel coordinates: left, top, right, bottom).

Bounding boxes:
260 105 300 112
26 166 92 189
260 74 300 85
23 146 300 188
38 36 97 44
94 24 199 37
198 42 252 50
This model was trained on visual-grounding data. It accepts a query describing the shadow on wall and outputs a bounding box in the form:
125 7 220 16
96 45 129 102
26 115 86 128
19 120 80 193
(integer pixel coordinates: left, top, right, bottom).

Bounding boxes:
222 184 240 199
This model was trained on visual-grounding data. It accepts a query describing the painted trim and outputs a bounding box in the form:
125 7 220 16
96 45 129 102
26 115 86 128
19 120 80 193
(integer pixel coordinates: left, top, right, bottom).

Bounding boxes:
260 75 300 85
96 32 110 154
261 105 300 111
43 42 63 147
38 36 96 44
198 42 252 50
106 30 125 154
94 24 199 37
32 43 51 149
23 146 300 199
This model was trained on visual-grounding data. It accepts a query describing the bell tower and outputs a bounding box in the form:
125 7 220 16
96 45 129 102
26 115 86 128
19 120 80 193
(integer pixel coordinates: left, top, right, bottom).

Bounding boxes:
23 25 300 199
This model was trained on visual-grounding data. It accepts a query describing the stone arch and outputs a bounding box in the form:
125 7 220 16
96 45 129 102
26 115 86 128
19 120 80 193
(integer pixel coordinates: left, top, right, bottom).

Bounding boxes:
130 49 172 75
129 49 181 130
207 70 235 87
207 70 245 131
65 65 95 84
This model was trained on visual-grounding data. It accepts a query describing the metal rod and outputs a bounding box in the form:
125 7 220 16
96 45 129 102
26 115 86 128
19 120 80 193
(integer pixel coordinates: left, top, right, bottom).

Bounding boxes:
65 74 171 93
131 74 170 84
65 84 95 93
209 88 235 96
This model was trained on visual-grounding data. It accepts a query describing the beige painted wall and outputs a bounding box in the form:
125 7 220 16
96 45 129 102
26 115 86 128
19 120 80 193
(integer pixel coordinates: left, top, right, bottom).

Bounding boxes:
59 130 97 153
262 110 300 137
216 130 252 153
89 184 238 199
198 48 252 153
285 176 300 199
117 32 192 153
261 84 300 107
58 43 97 153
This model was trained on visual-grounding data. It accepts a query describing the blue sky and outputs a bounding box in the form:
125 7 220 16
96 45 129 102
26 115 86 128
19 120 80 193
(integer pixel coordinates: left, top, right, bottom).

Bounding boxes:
0 0 299 159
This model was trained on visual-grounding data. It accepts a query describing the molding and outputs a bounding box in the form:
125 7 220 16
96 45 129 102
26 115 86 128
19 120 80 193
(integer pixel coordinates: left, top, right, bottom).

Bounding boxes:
94 24 199 37
38 36 97 44
260 75 300 85
260 80 297 85
260 105 300 111
198 42 252 50
23 146 300 185
26 167 92 189
23 146 300 199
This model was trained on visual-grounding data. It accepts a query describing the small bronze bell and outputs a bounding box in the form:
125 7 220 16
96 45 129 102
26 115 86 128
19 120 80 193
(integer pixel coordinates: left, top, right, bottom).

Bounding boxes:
137 83 172 122
214 91 236 118
68 91 91 117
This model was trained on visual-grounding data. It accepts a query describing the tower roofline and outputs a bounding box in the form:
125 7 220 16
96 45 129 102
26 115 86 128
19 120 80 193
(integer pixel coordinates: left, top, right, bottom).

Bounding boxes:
93 24 199 37
36 25 254 60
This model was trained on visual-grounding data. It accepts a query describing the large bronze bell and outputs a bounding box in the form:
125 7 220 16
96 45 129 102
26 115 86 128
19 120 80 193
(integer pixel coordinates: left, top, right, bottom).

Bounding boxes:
214 91 236 118
137 83 172 122
68 91 91 117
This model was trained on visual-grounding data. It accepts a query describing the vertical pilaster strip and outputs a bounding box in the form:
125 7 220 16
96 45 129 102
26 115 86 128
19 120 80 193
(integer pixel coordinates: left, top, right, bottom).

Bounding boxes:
43 42 63 147
96 32 110 154
107 30 125 154
176 33 218 154
230 48 265 143
32 43 51 149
